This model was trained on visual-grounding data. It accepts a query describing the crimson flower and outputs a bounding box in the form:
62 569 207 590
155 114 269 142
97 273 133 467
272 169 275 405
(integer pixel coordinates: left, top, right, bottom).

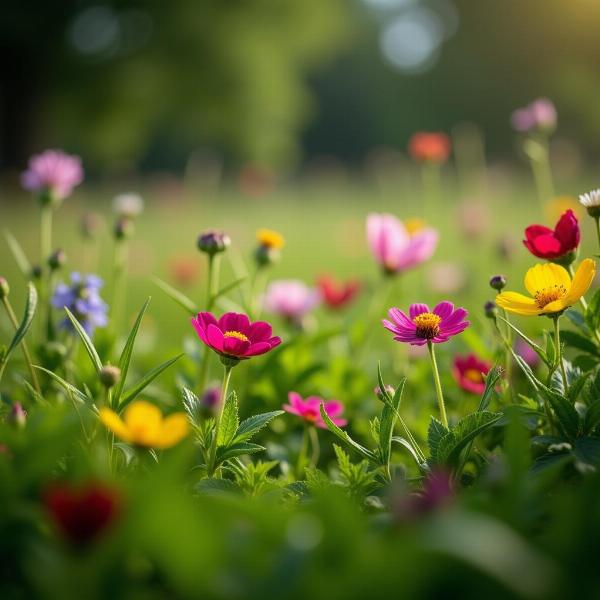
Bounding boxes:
452 354 492 395
317 275 360 310
523 209 580 262
408 132 451 164
191 312 281 362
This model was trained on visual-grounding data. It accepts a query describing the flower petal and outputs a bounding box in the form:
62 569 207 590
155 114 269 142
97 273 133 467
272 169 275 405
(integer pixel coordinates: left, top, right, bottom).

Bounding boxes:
99 408 132 442
218 312 250 334
246 321 272 342
495 292 540 315
409 303 430 319
206 324 225 352
156 413 190 448
123 401 163 446
565 258 596 305
524 263 570 296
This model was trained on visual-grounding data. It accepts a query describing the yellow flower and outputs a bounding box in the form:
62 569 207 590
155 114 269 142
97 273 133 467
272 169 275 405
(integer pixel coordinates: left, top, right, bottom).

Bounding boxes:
99 400 189 449
257 228 285 249
495 259 596 316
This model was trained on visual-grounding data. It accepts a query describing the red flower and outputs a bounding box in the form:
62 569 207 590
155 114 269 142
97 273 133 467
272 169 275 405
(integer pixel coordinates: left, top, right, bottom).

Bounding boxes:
317 275 360 310
523 209 580 261
452 354 492 394
44 483 120 545
408 132 451 163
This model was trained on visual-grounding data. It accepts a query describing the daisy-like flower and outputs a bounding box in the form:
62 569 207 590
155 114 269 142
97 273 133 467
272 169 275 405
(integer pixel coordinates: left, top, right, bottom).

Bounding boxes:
366 213 438 275
452 354 492 395
263 280 320 323
283 392 347 429
523 209 580 263
408 132 451 164
579 189 600 218
191 311 281 364
99 400 189 449
21 149 83 205
383 302 469 346
495 259 596 316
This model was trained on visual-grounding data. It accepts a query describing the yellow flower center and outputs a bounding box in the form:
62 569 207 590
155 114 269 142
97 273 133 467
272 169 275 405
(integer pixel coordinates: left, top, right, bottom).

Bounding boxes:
257 228 285 249
413 312 442 339
464 368 484 383
405 218 426 236
534 285 567 309
224 330 249 342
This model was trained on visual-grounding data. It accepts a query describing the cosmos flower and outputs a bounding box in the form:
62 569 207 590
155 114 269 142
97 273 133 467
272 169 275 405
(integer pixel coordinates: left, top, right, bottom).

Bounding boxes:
100 400 189 448
523 210 580 262
366 213 438 275
191 311 281 361
383 302 469 346
408 132 451 163
452 354 492 395
51 272 108 335
495 259 596 316
263 280 320 322
511 98 557 133
283 392 347 429
317 275 360 310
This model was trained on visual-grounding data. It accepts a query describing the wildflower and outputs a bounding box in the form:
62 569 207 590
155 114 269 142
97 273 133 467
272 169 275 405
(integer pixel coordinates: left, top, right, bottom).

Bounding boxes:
489 275 507 291
283 392 347 429
191 311 281 365
383 302 469 346
255 228 284 266
99 365 121 389
374 385 395 400
393 470 453 520
579 189 600 218
99 400 189 448
263 280 320 323
523 210 580 263
495 259 596 316
511 98 557 133
21 149 83 206
113 192 144 218
51 273 108 335
317 275 360 310
197 230 230 256
0 277 9 299
408 132 451 163
44 483 120 546
484 301 498 319
452 354 492 395
8 403 27 428
366 213 438 275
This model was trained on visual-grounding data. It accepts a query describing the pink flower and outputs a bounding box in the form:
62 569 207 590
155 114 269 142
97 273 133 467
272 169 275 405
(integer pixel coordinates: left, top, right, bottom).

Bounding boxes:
263 280 320 321
452 353 492 394
383 301 469 346
366 213 438 274
191 312 281 362
21 149 83 202
283 392 347 429
511 98 557 133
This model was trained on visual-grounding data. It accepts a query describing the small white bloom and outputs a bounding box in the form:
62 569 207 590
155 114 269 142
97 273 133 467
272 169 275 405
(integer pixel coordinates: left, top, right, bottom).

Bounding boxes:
113 192 144 217
579 189 600 208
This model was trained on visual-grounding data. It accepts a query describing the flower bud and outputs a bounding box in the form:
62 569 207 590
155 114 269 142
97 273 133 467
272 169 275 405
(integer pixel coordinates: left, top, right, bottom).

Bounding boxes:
484 301 498 319
254 244 280 267
9 403 27 428
197 231 230 256
0 277 9 299
489 275 506 291
374 385 395 400
99 365 121 389
30 265 42 280
114 216 135 240
48 248 67 271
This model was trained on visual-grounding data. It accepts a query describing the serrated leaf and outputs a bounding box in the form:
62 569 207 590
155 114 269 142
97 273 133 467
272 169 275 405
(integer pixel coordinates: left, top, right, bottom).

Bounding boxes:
233 410 283 444
4 229 32 278
427 416 448 461
542 389 580 439
182 387 202 422
6 283 37 358
64 307 103 374
215 442 264 463
152 277 198 315
217 391 239 446
34 366 92 405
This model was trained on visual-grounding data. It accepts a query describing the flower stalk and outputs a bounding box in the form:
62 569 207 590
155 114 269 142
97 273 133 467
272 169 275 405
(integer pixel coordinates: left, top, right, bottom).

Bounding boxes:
427 340 448 428
207 365 232 476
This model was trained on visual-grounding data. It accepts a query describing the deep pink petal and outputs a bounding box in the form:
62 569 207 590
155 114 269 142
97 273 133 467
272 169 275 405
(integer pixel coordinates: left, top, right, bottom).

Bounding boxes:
440 308 468 329
218 312 250 333
222 336 250 356
246 321 272 342
197 312 219 330
206 324 225 352
324 400 344 418
409 303 430 319
267 336 282 348
287 392 304 410
433 301 454 319
246 342 272 356
191 317 209 344
388 307 413 328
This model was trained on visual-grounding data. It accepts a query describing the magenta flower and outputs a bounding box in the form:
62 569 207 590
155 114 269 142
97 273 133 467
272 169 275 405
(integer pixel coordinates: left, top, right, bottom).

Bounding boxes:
263 280 320 322
383 302 469 346
511 98 557 133
191 312 281 362
366 213 438 274
283 392 347 429
21 149 83 203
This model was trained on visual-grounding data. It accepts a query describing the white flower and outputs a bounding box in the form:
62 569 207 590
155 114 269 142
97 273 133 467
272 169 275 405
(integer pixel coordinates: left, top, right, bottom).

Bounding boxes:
579 189 600 209
113 193 144 217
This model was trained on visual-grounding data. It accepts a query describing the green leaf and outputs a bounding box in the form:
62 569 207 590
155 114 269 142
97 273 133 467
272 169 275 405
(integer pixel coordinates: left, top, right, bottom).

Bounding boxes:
561 330 599 357
113 298 151 404
3 229 32 278
233 410 283 444
427 416 448 461
542 389 580 439
319 403 377 462
152 277 198 315
583 398 600 434
435 411 502 466
585 289 600 331
392 436 424 468
565 309 590 334
182 387 202 423
119 353 183 408
477 365 503 412
34 366 92 405
213 277 247 302
573 437 600 469
378 377 406 467
566 371 591 404
497 315 548 365
376 362 393 403
6 283 37 358
217 391 239 447
64 307 103 374
513 354 548 392
215 442 264 463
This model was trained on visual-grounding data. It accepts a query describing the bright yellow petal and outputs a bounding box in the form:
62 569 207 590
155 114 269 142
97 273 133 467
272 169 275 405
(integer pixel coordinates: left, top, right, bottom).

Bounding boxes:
524 263 570 296
123 400 163 447
495 291 541 316
540 298 569 314
99 407 132 442
564 258 596 305
156 413 190 449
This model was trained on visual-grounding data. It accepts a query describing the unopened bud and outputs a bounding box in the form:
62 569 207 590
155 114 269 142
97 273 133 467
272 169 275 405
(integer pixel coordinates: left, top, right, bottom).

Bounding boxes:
99 365 121 388
254 244 280 267
9 403 27 428
484 301 498 319
48 248 67 271
0 277 9 299
30 265 42 280
374 385 395 400
489 275 506 291
197 231 230 256
114 217 134 240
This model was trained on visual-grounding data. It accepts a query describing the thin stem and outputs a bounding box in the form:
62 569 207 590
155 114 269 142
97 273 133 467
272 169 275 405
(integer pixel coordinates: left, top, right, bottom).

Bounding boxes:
553 316 568 391
308 425 320 467
39 205 53 340
296 426 309 478
206 254 221 312
110 239 128 333
595 217 600 255
427 341 448 428
529 138 554 210
208 365 232 476
2 296 41 395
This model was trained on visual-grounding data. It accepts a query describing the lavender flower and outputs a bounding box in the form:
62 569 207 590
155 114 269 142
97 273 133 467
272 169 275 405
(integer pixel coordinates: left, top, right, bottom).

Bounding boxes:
52 273 108 335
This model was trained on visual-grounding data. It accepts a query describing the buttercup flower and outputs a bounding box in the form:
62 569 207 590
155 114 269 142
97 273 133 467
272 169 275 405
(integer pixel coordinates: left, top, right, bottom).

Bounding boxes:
113 192 144 218
408 132 451 163
257 228 285 249
495 259 596 316
317 275 360 310
283 392 347 429
366 213 438 275
579 189 600 218
100 400 189 448
452 354 492 395
263 280 320 322
383 302 469 346
51 272 108 335
21 149 83 204
511 98 557 133
191 311 281 361
523 209 580 262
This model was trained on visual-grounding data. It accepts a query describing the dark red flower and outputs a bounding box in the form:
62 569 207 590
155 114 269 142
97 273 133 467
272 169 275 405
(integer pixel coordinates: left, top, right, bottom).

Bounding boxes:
408 132 451 163
44 483 120 545
523 209 580 261
452 353 492 395
317 275 360 310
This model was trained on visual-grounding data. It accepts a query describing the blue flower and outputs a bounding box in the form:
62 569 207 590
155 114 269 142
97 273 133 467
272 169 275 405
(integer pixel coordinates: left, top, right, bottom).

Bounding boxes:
52 272 108 335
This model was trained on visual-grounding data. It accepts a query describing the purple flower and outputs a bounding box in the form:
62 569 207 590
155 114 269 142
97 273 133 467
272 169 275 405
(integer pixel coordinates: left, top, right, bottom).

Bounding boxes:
382 301 469 346
52 273 108 335
263 280 320 322
21 150 83 203
511 98 557 133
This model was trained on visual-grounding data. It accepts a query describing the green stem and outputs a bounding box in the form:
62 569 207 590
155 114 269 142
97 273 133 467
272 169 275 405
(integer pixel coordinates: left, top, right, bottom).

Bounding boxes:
308 425 320 467
427 341 448 428
208 365 232 476
595 217 600 255
206 254 221 312
39 205 53 340
553 316 568 391
529 139 554 210
110 240 128 333
296 426 309 478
